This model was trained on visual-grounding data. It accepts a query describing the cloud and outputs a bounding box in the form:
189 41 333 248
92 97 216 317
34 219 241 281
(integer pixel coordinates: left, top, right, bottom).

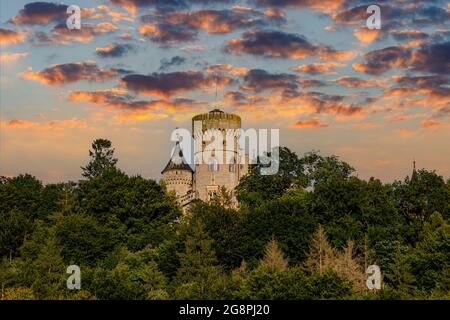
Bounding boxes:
290 118 329 128
96 43 134 58
332 3 450 29
291 62 345 75
23 62 121 86
392 75 449 88
181 44 205 52
410 41 450 75
138 7 284 46
352 46 412 75
138 23 197 46
0 52 28 64
224 90 366 122
109 0 235 13
3 118 88 130
68 89 202 123
353 27 381 45
120 71 233 97
164 8 278 33
354 41 450 75
386 75 450 110
253 0 346 13
390 29 429 42
421 117 450 129
95 4 135 23
397 128 413 137
336 76 387 88
33 22 118 46
0 28 27 46
373 159 390 166
11 2 68 25
205 64 250 76
353 123 379 129
240 69 299 92
225 30 354 60
68 89 157 111
159 56 186 71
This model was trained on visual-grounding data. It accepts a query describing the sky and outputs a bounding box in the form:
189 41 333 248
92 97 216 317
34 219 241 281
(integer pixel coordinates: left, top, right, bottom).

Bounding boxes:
0 0 449 183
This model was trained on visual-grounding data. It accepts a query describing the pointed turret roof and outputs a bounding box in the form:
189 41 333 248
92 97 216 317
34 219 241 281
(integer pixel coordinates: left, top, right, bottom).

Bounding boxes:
161 141 193 174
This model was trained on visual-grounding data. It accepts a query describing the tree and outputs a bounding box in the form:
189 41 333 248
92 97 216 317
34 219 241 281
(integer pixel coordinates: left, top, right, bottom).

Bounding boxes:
87 248 169 300
54 213 119 266
75 169 181 250
236 147 306 206
0 287 35 300
304 225 336 275
409 212 450 294
173 220 231 299
187 201 244 269
17 226 66 299
240 189 317 266
392 169 450 222
299 151 354 187
333 241 367 293
81 139 118 179
259 238 289 271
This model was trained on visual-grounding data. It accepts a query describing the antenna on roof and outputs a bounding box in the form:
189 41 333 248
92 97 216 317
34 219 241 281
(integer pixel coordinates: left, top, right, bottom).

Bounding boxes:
214 74 218 104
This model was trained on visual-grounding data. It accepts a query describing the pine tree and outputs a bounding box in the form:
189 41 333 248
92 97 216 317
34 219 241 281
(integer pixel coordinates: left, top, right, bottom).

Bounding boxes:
174 220 230 299
304 225 336 274
334 241 367 293
259 238 289 271
81 139 118 179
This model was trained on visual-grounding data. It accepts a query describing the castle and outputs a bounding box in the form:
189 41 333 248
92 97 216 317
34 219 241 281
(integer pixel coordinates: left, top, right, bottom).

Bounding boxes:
161 109 248 208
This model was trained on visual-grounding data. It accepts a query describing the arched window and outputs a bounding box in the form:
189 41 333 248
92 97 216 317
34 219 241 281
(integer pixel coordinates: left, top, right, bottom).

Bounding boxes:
209 158 218 172
229 157 236 172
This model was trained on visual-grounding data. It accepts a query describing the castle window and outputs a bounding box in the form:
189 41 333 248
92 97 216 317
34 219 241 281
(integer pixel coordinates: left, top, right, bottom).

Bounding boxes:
209 159 218 172
229 157 236 172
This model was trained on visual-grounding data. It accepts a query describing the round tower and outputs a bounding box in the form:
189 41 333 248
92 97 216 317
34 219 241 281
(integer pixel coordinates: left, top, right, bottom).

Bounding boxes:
192 109 245 202
161 141 193 200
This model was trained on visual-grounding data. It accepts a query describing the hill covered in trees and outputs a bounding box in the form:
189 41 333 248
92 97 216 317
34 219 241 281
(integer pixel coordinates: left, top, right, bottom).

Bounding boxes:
0 139 449 300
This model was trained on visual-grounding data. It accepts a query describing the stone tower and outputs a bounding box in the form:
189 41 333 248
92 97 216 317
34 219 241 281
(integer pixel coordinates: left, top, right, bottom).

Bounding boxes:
192 109 248 202
161 141 194 206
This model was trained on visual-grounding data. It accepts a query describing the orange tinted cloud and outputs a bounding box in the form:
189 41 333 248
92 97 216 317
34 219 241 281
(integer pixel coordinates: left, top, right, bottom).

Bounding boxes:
205 64 250 76
292 62 345 75
0 52 28 63
398 128 413 137
373 159 391 166
68 89 202 122
290 118 329 128
352 123 379 129
96 5 134 22
23 62 119 86
353 27 381 44
255 0 345 14
421 119 450 129
0 28 26 46
336 76 387 88
3 118 88 130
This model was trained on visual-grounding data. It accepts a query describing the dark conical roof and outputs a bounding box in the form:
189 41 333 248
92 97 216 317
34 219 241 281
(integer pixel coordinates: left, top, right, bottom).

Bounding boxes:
161 141 193 174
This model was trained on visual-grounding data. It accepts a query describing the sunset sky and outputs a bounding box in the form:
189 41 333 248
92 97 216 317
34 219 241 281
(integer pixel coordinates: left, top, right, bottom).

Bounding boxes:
0 0 449 183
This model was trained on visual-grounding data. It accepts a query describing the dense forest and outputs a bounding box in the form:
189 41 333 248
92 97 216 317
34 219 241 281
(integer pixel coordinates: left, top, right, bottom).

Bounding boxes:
0 139 449 300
